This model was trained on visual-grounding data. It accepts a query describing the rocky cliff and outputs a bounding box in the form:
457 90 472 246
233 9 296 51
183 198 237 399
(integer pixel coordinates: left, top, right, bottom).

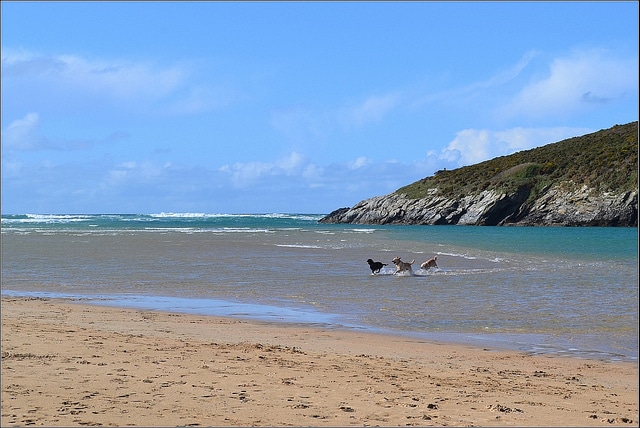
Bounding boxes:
320 122 638 227
319 186 637 226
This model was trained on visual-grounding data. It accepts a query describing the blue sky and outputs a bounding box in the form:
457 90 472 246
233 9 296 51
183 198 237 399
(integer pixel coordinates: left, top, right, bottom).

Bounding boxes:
2 1 638 214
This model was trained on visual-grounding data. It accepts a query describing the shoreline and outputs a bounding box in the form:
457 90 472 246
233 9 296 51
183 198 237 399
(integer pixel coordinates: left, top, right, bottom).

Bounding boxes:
2 289 637 363
2 297 638 426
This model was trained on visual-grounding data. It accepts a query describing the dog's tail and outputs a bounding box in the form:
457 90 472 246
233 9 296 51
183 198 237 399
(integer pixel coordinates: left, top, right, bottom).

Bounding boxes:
410 260 415 264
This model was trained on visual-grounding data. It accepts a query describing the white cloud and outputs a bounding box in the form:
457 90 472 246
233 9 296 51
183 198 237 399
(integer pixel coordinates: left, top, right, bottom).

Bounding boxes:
2 49 184 100
103 160 173 189
1 112 42 150
2 48 242 116
341 93 401 127
409 50 541 110
3 150 415 212
219 151 309 187
501 49 638 119
276 151 306 172
440 126 593 166
480 50 541 89
67 55 183 99
270 107 333 145
1 112 129 153
161 84 244 116
271 91 401 146
348 156 370 169
7 128 597 213
215 150 420 200
302 163 324 183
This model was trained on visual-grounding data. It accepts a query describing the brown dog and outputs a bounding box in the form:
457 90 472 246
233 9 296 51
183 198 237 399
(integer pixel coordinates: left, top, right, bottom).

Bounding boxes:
391 256 414 274
420 256 438 270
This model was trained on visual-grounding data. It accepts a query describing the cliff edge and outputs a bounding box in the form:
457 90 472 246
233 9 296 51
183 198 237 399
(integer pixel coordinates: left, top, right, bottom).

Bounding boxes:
320 122 638 226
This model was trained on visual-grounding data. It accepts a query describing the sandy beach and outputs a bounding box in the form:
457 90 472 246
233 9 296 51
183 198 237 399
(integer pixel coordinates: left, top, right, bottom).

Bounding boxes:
1 297 637 427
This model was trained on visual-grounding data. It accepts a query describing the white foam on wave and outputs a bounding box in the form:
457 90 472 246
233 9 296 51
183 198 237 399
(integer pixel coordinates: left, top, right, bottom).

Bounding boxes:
148 212 324 221
437 267 510 276
315 230 335 235
344 228 377 234
150 212 211 218
437 251 478 260
212 228 274 234
3 214 93 224
414 268 441 276
261 213 325 221
138 226 276 234
26 214 91 219
143 227 200 234
371 267 512 277
275 244 323 249
392 270 415 277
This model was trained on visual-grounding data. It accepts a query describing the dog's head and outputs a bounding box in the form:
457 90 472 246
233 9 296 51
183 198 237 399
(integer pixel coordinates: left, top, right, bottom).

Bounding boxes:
391 257 401 265
366 259 374 265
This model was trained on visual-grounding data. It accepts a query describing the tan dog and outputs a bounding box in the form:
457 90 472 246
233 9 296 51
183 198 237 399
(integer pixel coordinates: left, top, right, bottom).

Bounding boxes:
391 256 414 274
420 256 438 270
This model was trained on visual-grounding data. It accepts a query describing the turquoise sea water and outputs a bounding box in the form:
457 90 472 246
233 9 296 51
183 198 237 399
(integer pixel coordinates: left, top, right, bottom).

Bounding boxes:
2 213 638 361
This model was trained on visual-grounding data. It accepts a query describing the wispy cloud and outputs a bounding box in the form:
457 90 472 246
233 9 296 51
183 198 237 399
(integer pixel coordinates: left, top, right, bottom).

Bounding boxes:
409 50 540 109
160 84 243 115
1 112 43 151
270 107 334 146
408 47 638 127
348 156 371 170
270 48 612 152
271 91 402 144
438 126 593 166
103 161 173 188
219 151 309 187
1 112 129 152
2 48 240 116
216 150 435 200
340 93 402 127
499 49 638 119
2 151 418 213
0 120 606 214
3 47 635 213
476 50 541 89
2 48 184 99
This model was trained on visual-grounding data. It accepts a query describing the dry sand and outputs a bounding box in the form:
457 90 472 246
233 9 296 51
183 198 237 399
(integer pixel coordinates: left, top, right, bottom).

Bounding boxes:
1 297 637 427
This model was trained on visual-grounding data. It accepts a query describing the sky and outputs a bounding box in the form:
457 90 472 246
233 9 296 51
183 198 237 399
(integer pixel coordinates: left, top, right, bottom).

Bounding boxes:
2 1 638 214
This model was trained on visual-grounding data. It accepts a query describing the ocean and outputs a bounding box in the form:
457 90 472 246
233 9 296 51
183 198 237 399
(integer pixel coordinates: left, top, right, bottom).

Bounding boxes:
1 213 638 362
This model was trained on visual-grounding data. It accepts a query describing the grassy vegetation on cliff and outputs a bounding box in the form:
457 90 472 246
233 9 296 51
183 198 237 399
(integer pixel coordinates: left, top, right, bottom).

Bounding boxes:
397 121 638 200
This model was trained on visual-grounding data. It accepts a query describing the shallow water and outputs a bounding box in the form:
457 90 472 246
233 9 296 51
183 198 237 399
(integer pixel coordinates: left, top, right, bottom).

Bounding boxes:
2 213 637 361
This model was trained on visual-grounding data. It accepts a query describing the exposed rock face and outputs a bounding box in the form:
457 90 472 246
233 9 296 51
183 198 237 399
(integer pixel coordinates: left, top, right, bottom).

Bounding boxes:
319 185 638 226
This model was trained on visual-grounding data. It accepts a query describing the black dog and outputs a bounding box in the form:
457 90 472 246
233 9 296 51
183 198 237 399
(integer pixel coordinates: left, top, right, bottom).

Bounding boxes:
366 259 387 274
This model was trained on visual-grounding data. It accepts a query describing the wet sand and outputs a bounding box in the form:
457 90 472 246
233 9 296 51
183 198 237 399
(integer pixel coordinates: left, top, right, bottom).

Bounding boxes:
1 297 637 426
